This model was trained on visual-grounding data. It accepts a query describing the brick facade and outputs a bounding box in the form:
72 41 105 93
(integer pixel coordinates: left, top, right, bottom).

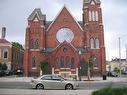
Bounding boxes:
24 0 106 78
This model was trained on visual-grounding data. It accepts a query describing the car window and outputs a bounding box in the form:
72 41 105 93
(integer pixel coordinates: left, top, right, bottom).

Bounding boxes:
41 76 52 80
52 76 62 81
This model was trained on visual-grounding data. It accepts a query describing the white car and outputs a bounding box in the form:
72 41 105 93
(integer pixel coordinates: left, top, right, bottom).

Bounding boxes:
30 74 78 90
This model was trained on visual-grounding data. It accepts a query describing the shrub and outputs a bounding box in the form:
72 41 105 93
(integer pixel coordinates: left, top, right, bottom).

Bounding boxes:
92 87 127 95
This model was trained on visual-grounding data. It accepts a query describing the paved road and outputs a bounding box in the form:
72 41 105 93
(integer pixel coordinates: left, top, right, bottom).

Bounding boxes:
0 76 127 95
0 81 127 90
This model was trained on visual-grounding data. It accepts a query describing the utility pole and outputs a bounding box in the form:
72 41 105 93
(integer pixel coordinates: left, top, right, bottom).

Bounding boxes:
119 37 121 77
126 44 127 61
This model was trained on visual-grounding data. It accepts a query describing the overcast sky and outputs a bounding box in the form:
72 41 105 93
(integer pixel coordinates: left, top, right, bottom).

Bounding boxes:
0 0 127 61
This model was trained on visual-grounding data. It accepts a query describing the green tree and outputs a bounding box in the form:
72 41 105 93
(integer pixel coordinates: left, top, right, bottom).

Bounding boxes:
2 63 7 70
0 63 2 70
114 67 120 73
40 60 48 75
12 42 24 50
87 57 96 80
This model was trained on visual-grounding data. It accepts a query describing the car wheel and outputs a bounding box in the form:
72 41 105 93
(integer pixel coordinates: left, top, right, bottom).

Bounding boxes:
65 84 73 90
36 84 44 89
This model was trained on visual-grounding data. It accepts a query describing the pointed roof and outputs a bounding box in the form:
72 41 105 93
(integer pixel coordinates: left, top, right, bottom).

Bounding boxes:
84 0 101 4
53 41 77 53
28 8 46 21
0 38 10 44
47 5 83 31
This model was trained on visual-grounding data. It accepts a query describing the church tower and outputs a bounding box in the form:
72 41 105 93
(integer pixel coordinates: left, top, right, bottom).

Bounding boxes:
24 9 46 76
83 0 106 75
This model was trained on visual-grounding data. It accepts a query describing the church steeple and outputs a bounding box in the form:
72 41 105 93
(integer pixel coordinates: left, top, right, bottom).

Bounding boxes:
83 0 106 74
83 0 101 4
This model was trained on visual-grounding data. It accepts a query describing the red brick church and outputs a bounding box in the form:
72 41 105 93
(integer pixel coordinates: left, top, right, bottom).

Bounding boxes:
24 0 106 78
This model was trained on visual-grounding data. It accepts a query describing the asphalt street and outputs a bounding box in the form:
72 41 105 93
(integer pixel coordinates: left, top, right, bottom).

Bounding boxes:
0 81 127 90
0 76 127 95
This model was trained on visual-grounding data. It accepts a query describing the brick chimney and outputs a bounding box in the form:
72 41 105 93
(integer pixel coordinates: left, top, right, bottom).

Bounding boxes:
1 27 6 39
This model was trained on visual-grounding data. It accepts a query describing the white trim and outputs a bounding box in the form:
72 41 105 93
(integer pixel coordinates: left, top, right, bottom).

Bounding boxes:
32 67 37 70
0 43 12 47
84 6 88 9
76 68 78 78
53 41 77 53
91 1 95 5
30 11 41 21
30 49 40 51
85 23 89 25
52 67 54 75
33 17 38 22
47 5 83 31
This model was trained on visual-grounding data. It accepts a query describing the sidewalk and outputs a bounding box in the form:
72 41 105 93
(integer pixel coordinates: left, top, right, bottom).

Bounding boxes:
81 76 127 83
0 76 32 82
0 76 127 83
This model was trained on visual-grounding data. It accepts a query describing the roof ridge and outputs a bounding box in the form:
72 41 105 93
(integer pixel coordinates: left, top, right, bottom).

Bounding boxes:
28 8 45 21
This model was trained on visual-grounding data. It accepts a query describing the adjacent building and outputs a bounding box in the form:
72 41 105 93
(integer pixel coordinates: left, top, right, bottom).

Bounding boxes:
24 0 106 78
107 58 127 72
0 27 24 72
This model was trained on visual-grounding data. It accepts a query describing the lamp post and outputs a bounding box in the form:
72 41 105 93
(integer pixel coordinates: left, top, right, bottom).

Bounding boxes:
87 60 90 80
78 51 81 81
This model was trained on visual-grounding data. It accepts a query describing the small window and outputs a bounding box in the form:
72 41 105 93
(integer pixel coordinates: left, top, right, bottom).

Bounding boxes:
95 11 98 21
66 56 70 68
32 57 36 68
30 39 34 49
63 48 67 53
89 11 92 21
3 49 8 59
35 39 40 49
90 38 94 49
92 11 95 21
42 76 52 80
93 57 98 68
52 76 62 81
71 57 75 68
4 51 8 58
60 56 64 68
95 38 99 49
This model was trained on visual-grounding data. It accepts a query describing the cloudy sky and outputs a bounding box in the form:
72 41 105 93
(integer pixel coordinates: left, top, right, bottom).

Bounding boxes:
0 0 127 61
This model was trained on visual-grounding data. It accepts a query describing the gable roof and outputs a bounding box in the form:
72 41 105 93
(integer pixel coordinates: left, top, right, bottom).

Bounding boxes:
28 8 46 21
84 0 101 4
47 5 83 31
53 41 77 53
46 21 83 30
0 38 10 44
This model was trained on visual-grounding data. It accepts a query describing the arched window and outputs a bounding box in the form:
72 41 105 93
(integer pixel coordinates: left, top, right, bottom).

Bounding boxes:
95 38 99 49
3 49 8 59
90 38 94 49
35 39 40 49
93 57 98 69
89 11 92 21
32 56 36 68
30 39 34 49
66 56 70 68
60 56 64 68
95 11 98 21
92 11 95 21
71 57 75 68
56 58 59 68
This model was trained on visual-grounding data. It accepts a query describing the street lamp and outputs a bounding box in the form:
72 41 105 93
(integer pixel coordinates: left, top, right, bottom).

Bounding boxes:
78 50 81 81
